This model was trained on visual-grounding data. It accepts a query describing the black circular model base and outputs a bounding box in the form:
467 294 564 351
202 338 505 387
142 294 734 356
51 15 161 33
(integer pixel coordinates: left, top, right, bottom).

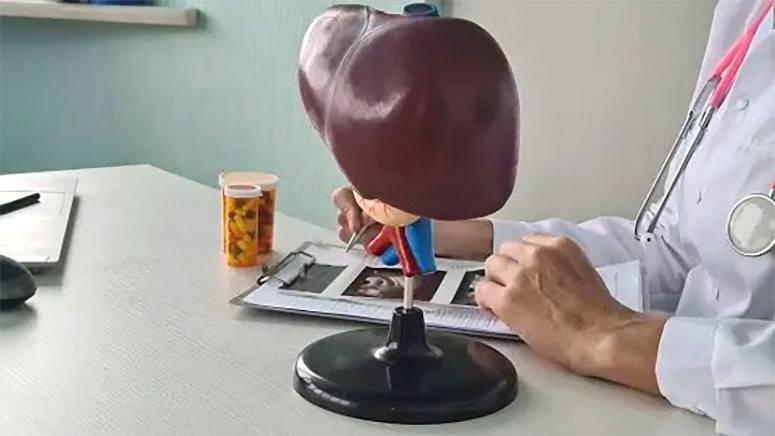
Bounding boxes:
293 308 518 424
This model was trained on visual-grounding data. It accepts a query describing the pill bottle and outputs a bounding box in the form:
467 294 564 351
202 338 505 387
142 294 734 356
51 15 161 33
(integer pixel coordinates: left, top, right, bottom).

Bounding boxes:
219 171 279 255
223 184 261 268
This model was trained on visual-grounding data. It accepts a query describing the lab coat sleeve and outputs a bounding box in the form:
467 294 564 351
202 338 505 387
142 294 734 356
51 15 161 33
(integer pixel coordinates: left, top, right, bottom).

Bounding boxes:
491 214 691 311
657 317 775 435
492 217 642 266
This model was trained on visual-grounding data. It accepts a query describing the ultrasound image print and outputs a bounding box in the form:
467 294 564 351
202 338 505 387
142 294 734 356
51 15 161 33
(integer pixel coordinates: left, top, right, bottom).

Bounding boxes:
451 269 485 306
280 264 345 294
343 268 446 302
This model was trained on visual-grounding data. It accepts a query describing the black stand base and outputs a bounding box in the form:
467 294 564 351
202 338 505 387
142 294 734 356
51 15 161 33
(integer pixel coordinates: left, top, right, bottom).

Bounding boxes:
293 307 518 424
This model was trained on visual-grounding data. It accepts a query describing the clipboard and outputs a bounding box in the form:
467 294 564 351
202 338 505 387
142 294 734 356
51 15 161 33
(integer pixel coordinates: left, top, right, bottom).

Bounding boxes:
231 241 518 340
231 241 643 340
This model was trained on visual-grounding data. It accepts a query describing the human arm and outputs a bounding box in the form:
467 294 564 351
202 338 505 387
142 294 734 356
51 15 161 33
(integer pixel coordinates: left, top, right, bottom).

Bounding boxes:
477 234 775 435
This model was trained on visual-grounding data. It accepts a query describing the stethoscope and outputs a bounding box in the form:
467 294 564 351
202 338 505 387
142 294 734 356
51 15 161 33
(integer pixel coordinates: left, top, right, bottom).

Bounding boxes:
634 0 775 257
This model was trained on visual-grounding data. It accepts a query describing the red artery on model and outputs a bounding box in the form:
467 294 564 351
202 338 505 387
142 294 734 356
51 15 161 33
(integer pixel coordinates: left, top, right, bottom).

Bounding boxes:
365 226 418 277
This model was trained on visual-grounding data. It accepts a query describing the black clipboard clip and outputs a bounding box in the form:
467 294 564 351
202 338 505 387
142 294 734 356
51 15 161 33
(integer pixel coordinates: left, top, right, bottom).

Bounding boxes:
257 250 316 286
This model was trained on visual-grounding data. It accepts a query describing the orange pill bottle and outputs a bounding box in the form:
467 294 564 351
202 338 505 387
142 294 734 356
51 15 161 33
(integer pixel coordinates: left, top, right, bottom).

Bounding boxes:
223 184 261 267
219 171 279 256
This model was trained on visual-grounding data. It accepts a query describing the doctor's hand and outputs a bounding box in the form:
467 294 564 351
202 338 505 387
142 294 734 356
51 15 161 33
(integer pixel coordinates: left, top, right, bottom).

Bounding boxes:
331 186 494 260
332 186 379 244
476 235 666 395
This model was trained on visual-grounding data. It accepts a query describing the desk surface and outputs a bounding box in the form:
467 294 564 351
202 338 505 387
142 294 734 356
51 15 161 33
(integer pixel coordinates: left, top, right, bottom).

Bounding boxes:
0 165 714 435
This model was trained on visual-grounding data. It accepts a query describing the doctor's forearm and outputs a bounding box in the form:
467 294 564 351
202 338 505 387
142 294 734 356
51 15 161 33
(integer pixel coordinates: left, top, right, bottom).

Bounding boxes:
434 219 667 396
433 219 493 261
582 314 667 396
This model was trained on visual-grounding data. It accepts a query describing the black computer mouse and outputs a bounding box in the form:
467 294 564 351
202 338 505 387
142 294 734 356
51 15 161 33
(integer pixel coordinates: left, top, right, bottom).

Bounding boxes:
0 254 36 310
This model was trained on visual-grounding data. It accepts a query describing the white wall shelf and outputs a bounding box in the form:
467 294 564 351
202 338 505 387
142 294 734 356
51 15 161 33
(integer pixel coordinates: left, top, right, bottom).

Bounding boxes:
0 1 198 27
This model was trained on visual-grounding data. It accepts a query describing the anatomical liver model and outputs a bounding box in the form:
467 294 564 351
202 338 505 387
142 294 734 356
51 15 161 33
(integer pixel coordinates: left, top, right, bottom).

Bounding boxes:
293 3 520 424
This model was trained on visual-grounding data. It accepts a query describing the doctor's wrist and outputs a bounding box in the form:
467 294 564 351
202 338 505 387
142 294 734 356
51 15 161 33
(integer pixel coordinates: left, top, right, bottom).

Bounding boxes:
577 313 666 396
433 219 493 261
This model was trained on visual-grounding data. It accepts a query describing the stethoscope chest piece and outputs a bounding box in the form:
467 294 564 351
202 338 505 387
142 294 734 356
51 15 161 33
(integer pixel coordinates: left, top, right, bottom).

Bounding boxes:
727 191 775 257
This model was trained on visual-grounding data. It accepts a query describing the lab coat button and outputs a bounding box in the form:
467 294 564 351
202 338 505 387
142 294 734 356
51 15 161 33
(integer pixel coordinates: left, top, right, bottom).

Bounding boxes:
736 98 749 110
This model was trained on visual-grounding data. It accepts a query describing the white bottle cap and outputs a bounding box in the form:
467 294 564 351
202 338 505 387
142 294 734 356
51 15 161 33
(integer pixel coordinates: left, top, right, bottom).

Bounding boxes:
219 171 279 190
224 183 262 199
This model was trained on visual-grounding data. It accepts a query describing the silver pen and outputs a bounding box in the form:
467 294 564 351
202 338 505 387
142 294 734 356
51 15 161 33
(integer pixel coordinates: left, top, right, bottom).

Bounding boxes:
345 222 376 252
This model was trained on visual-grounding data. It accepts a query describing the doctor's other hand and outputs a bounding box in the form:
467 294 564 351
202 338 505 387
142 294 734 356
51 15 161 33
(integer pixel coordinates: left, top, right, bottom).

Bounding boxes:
476 234 666 395
332 186 378 245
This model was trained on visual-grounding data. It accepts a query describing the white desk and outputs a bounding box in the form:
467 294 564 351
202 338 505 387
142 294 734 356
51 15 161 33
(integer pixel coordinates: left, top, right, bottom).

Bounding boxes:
0 165 714 435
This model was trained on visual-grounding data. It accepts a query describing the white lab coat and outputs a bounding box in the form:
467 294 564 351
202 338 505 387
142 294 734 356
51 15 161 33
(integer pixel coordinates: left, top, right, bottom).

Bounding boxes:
490 1 775 434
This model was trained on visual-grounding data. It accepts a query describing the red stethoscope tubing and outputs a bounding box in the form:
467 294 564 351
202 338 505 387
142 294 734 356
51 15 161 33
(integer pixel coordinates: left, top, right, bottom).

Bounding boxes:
634 0 774 240
707 0 773 108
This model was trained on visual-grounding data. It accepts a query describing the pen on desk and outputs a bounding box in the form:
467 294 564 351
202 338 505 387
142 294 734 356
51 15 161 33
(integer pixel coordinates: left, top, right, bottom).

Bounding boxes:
345 222 376 252
0 193 41 215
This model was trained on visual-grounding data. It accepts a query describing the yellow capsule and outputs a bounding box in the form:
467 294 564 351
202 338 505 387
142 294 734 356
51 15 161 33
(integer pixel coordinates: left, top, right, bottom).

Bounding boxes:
235 215 249 233
244 199 258 210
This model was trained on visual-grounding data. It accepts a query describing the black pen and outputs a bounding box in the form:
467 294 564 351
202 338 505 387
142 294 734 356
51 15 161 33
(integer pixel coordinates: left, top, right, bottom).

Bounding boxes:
0 193 41 215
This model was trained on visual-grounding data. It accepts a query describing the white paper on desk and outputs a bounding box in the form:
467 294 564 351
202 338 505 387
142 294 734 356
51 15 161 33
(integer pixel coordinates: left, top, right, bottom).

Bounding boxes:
232 242 642 339
597 260 643 312
0 176 77 267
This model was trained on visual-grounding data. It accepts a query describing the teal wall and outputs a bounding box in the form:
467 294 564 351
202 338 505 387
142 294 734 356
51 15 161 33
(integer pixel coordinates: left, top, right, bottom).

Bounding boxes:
0 0 406 229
